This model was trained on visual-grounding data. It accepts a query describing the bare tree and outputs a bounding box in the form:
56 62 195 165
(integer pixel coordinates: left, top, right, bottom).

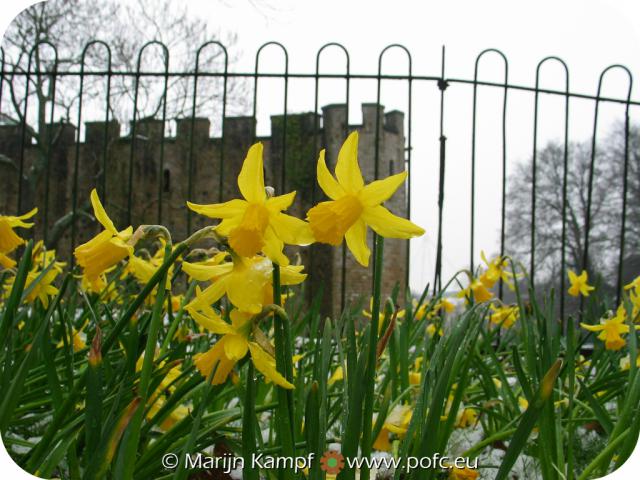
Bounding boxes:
1 0 248 214
505 123 640 290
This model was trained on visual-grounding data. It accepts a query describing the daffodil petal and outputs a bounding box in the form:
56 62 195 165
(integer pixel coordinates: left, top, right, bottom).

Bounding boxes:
345 218 370 267
360 171 407 207
185 278 228 311
317 149 345 200
226 269 266 314
7 207 38 228
187 199 248 219
262 227 290 266
269 212 315 246
188 308 234 335
580 323 604 332
362 205 425 239
224 334 249 361
248 342 294 389
280 264 307 285
238 143 266 203
182 260 234 281
266 191 296 212
90 189 118 234
335 131 364 193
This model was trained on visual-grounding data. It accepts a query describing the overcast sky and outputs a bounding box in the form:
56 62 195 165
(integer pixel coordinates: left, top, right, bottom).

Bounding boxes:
2 0 640 291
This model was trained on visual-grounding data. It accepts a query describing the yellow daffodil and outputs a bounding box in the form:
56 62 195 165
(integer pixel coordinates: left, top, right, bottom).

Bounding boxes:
568 269 595 297
624 276 640 291
620 355 640 371
455 407 479 428
57 320 88 352
32 241 65 271
479 250 512 289
123 241 173 291
307 132 424 267
0 207 38 268
74 189 133 290
328 365 344 386
362 297 405 333
426 322 444 337
581 306 638 351
437 298 456 313
518 396 529 411
135 354 190 430
3 243 65 308
190 308 293 388
448 466 479 480
490 304 519 329
187 143 313 265
458 278 493 304
628 288 640 322
184 254 306 315
373 404 413 451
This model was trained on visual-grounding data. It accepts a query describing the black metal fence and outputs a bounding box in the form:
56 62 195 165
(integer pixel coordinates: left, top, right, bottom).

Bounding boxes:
1 40 639 317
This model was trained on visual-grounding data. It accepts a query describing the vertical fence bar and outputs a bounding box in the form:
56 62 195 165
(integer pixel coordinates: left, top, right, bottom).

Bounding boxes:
17 46 36 212
433 46 448 294
531 57 570 317
253 42 289 190
126 41 169 227
616 93 632 302
583 65 633 287
186 42 228 235
71 41 111 259
41 47 58 246
374 45 412 286
99 46 113 204
469 49 508 275
313 43 350 310
0 48 5 114
155 49 170 225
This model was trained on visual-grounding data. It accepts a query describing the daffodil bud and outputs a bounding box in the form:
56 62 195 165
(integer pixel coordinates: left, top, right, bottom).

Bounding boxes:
89 326 102 367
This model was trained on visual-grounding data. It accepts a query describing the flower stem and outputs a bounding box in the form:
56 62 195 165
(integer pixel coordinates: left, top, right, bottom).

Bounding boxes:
272 263 296 480
360 234 385 480
243 362 259 480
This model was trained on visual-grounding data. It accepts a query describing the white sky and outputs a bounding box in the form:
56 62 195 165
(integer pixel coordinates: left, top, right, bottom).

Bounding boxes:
2 0 640 292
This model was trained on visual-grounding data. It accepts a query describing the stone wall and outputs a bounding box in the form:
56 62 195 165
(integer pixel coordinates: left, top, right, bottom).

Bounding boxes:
0 103 408 317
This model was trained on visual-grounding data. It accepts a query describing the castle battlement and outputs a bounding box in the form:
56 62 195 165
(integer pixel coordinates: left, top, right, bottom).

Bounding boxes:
0 103 408 315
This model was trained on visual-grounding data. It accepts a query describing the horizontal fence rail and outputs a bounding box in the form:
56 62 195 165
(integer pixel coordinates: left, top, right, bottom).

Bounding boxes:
1 40 639 318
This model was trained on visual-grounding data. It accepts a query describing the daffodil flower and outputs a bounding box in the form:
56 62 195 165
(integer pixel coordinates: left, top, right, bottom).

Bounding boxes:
135 353 190 430
489 304 519 329
307 131 424 267
455 407 479 428
372 404 413 451
581 306 638 351
479 250 513 289
624 275 640 291
0 207 38 268
448 466 479 480
57 320 88 352
568 269 595 297
75 189 133 290
620 355 640 371
190 308 293 388
187 143 313 265
183 254 306 314
458 278 493 303
362 297 405 333
328 365 344 386
123 241 173 291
